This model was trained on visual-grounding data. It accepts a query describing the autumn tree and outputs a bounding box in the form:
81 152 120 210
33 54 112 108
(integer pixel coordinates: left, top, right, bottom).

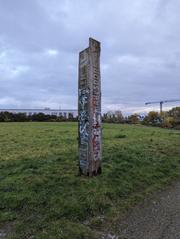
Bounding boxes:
128 114 140 124
142 111 162 126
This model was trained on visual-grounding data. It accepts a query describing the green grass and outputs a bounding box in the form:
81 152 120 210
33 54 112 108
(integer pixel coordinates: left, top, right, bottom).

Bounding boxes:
0 122 180 238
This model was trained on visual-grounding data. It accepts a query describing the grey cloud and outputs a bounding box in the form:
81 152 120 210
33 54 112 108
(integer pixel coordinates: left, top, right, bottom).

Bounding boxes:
0 0 180 113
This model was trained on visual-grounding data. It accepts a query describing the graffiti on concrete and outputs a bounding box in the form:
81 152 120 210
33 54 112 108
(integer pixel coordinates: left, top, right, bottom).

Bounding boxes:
92 112 101 161
92 62 101 162
79 89 89 144
78 38 102 175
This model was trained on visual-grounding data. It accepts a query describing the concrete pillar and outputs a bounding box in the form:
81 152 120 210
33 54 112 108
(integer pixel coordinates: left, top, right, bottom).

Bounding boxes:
78 38 102 176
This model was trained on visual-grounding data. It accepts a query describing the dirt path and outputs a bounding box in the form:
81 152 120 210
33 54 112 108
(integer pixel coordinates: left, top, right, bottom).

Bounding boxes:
103 181 180 239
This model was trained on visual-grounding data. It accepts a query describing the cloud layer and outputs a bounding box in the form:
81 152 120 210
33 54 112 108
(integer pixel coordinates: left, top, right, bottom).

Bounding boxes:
0 0 180 114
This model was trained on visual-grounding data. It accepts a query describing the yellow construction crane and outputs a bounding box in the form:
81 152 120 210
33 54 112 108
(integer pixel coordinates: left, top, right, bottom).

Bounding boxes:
145 99 180 114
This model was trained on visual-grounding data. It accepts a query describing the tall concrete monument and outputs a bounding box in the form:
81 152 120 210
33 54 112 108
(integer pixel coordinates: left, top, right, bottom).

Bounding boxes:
78 38 102 176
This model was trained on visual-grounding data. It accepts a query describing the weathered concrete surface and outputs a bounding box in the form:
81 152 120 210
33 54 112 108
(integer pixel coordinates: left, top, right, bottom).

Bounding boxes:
78 38 102 176
103 181 180 239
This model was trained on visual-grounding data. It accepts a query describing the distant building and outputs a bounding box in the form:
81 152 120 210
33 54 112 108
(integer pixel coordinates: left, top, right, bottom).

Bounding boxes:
0 108 78 119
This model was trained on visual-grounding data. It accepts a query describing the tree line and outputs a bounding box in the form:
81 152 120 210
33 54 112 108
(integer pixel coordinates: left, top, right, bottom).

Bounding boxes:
0 112 77 122
0 107 179 129
102 107 180 129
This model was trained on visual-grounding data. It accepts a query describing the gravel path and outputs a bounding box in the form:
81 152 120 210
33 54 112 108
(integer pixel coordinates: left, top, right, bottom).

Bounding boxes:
113 181 180 239
0 223 12 239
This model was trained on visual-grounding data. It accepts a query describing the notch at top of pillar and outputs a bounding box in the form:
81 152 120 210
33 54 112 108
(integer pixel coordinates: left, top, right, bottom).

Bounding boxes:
89 37 101 51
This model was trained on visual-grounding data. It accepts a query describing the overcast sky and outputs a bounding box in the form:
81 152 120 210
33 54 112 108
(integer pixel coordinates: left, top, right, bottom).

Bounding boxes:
0 0 180 114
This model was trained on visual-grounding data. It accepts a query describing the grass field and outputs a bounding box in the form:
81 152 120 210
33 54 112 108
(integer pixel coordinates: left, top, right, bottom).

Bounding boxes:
0 122 180 238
